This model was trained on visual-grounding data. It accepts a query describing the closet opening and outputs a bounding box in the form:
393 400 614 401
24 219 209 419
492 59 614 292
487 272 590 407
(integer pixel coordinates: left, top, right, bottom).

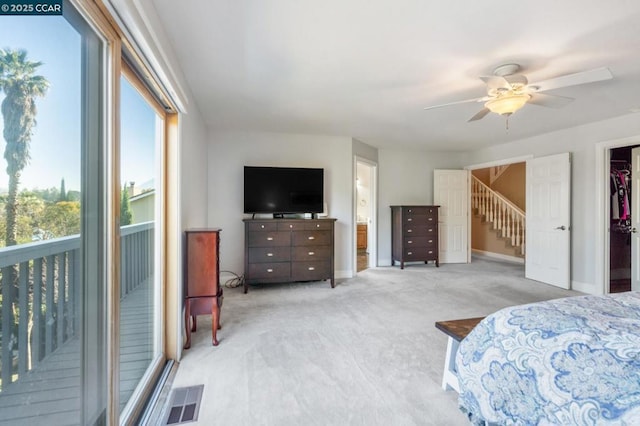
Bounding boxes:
609 145 639 293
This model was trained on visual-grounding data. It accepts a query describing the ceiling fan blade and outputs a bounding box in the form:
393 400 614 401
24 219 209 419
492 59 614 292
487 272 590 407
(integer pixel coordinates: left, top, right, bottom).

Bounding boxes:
480 76 512 92
528 92 574 108
423 97 485 110
468 108 490 122
531 67 613 92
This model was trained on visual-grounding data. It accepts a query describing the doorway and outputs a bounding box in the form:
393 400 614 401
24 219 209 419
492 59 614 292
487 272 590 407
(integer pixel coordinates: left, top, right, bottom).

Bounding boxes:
469 163 526 264
355 160 376 273
608 145 639 293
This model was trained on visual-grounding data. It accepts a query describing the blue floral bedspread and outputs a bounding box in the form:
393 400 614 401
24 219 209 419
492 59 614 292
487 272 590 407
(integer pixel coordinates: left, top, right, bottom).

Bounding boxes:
455 292 640 425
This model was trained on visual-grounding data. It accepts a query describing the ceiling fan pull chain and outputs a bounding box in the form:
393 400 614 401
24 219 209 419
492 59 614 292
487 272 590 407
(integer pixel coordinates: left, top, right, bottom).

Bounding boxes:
506 116 510 131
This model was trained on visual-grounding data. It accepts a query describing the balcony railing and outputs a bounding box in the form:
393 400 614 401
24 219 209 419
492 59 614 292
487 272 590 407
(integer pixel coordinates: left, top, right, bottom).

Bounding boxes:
0 222 154 392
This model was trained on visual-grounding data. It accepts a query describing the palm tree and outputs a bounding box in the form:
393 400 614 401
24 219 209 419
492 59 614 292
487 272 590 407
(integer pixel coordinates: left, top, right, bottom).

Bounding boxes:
0 49 49 247
0 49 48 369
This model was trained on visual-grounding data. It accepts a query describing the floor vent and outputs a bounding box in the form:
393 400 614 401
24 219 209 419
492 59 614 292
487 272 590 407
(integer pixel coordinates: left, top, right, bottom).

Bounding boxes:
163 384 204 425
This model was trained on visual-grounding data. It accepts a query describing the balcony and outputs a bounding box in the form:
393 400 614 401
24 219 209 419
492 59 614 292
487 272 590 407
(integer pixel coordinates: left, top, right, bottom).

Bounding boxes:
0 222 154 424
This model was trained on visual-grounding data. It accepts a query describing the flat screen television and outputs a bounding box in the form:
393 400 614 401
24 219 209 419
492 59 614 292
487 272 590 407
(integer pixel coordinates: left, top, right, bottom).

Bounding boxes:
244 166 324 216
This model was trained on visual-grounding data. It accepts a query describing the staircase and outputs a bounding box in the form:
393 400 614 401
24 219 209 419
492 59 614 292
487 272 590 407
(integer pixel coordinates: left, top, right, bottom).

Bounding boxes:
471 175 526 256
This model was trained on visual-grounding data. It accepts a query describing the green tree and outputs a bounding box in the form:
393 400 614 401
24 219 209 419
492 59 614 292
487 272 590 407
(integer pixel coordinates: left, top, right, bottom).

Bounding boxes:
0 49 49 246
121 183 133 225
40 200 80 238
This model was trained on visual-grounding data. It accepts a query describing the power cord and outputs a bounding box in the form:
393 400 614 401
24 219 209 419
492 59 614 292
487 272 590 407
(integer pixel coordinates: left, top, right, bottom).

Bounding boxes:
221 270 245 289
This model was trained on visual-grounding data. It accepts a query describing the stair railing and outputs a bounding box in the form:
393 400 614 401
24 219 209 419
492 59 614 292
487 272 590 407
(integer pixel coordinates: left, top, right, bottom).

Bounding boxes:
471 175 526 255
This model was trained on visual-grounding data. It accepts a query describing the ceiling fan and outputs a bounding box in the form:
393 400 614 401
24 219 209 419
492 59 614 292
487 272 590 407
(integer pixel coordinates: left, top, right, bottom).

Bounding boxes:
424 64 613 122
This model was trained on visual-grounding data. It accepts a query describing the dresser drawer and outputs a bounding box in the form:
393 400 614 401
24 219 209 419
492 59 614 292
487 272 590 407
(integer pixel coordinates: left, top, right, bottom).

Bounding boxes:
248 247 291 263
403 236 437 248
277 221 304 231
248 262 290 280
403 206 435 215
292 261 331 281
292 245 332 261
248 231 291 247
403 247 437 260
403 214 437 225
305 221 333 230
247 222 278 232
292 230 331 246
402 225 436 237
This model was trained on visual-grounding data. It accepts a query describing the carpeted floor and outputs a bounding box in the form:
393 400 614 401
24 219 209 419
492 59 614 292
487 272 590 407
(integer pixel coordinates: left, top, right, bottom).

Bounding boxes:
165 258 580 425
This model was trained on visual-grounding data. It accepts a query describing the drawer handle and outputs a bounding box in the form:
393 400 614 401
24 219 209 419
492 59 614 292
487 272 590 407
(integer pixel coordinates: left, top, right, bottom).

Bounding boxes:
407 240 412 244
261 225 265 229
428 229 433 232
428 251 433 254
267 237 274 241
267 268 273 273
428 218 433 221
407 251 413 255
407 229 412 233
267 253 274 257
308 267 315 271
408 209 412 212
428 240 433 243
316 224 320 228
407 218 412 222
308 251 315 256
308 236 315 240
290 224 293 228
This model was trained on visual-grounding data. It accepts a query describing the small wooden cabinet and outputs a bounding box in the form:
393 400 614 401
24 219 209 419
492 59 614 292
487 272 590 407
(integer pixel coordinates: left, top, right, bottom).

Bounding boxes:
391 205 439 269
243 218 336 292
184 229 223 348
357 224 367 249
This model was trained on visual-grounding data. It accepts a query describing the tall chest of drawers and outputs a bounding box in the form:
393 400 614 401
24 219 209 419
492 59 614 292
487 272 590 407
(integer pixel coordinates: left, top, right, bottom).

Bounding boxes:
243 218 336 293
391 205 439 269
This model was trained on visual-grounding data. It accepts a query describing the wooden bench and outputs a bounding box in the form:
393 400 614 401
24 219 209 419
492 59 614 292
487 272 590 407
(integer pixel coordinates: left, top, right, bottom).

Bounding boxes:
435 317 485 392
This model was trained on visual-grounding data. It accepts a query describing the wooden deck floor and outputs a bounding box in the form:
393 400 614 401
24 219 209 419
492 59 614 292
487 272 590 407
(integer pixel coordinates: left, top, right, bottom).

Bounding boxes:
0 280 154 425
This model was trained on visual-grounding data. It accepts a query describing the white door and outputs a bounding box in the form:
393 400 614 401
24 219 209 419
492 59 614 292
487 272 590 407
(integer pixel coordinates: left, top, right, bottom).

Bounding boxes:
631 148 640 291
525 153 571 288
434 170 470 263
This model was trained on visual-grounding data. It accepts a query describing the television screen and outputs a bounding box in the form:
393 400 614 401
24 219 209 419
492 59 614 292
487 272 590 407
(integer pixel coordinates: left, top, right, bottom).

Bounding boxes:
244 166 324 215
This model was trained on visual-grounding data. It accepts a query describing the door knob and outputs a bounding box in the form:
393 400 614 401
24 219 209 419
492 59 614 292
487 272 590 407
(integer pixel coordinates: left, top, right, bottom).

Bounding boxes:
555 226 566 231
633 228 638 234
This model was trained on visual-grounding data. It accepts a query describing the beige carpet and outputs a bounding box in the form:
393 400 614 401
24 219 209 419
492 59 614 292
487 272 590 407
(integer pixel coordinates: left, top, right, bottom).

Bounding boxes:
166 258 580 425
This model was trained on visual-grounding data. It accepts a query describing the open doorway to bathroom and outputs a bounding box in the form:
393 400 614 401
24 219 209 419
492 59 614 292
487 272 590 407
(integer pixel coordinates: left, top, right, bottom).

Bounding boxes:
356 160 377 272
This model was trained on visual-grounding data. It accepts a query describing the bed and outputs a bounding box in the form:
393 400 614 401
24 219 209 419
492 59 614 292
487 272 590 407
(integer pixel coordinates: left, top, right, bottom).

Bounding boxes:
455 291 640 425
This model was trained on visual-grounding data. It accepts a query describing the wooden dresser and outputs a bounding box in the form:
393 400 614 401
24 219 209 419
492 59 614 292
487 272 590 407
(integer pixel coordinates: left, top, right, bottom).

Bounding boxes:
391 205 439 269
243 218 336 293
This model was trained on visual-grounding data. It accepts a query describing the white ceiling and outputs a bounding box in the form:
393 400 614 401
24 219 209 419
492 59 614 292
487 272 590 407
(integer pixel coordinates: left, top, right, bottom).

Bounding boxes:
151 0 640 151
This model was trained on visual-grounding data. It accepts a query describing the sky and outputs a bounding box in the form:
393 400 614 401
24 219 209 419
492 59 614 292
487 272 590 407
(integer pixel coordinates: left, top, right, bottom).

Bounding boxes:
0 14 157 193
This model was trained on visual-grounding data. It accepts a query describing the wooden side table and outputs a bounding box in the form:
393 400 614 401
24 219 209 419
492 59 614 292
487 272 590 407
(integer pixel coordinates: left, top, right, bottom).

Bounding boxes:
435 317 485 392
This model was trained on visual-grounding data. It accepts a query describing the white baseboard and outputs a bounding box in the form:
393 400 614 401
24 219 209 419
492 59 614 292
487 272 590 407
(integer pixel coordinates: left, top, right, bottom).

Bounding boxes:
472 249 524 264
336 270 352 279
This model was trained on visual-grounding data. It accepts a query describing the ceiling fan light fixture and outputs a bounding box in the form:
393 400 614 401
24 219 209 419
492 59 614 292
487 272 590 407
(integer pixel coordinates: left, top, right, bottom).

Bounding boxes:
484 94 531 116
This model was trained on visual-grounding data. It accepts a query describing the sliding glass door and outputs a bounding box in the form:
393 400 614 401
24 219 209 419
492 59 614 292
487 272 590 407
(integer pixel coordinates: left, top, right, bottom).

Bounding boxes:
118 67 165 420
0 2 108 424
0 2 170 424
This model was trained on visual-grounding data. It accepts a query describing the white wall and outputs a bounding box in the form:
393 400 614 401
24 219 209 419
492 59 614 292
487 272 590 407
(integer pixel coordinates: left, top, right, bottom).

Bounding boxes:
208 131 354 279
180 111 209 228
377 149 466 265
462 113 640 294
